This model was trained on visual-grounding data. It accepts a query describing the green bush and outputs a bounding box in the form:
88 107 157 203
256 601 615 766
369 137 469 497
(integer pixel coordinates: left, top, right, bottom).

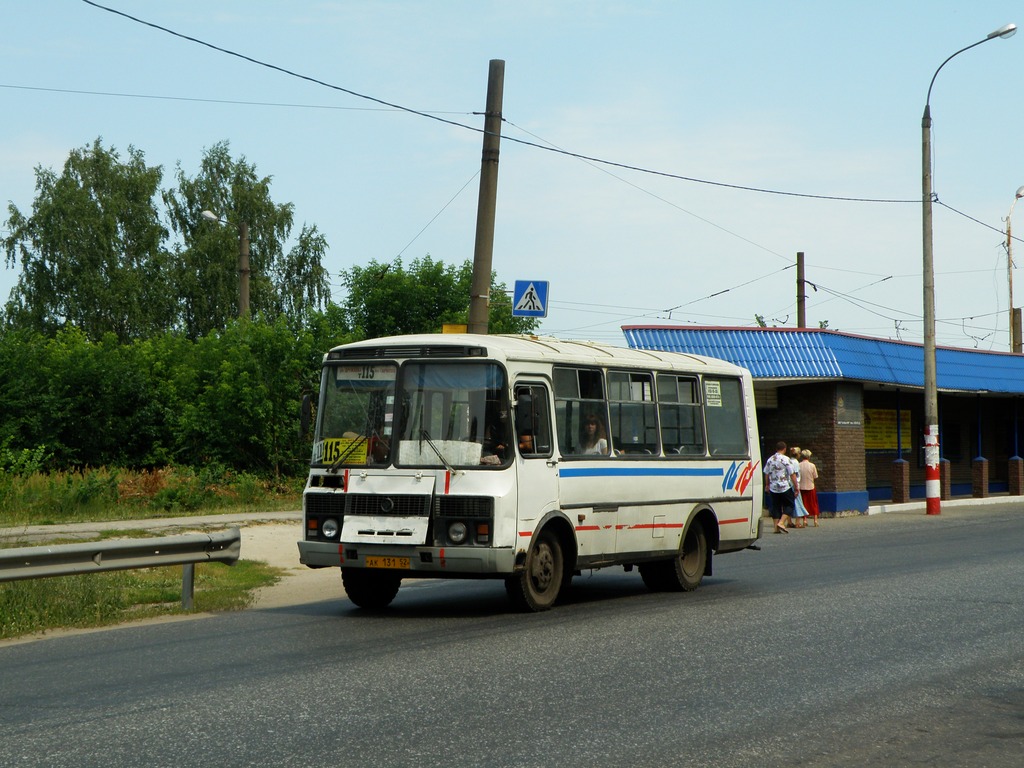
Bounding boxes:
0 439 50 475
0 316 331 477
0 465 300 527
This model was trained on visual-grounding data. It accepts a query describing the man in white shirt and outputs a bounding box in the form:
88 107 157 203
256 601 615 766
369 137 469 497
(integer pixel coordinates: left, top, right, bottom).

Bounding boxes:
763 441 798 533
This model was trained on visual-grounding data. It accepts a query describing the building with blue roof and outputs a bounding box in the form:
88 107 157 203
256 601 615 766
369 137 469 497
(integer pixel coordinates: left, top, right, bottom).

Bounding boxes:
623 325 1024 513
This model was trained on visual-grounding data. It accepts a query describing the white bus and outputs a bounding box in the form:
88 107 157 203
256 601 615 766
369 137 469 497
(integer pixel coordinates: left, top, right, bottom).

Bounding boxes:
298 334 762 612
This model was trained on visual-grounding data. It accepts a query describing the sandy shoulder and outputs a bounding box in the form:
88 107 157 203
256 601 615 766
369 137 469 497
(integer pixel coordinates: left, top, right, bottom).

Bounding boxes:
241 522 343 609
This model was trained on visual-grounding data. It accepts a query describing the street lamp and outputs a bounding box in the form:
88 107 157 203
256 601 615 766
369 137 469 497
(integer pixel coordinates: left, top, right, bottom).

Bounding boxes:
921 22 1016 515
201 209 250 318
1006 186 1024 352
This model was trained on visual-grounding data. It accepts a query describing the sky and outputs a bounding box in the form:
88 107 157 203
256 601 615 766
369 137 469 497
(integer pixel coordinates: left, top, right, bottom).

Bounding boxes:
3 1 1024 350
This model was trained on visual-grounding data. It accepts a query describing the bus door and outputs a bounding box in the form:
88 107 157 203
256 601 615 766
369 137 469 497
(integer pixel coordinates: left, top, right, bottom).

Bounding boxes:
513 383 559 534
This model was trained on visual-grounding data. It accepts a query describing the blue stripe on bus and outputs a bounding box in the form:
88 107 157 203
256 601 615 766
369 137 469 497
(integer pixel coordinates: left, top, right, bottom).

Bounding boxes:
559 466 724 479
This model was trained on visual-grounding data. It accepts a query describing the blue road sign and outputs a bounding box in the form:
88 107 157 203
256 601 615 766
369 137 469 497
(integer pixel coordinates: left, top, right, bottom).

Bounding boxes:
512 280 549 318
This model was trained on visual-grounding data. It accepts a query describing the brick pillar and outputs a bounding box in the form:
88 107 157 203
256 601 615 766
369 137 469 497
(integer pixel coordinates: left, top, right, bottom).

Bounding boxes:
940 458 952 500
1009 457 1024 497
891 459 910 503
971 457 989 498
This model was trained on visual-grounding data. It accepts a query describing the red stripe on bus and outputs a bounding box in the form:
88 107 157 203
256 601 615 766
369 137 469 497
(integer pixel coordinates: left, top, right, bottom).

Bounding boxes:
343 469 349 492
444 471 451 494
575 525 602 532
338 544 345 563
718 518 750 525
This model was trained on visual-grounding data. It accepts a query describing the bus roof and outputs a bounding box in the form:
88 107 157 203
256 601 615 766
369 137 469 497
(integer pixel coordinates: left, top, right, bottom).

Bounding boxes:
326 334 750 377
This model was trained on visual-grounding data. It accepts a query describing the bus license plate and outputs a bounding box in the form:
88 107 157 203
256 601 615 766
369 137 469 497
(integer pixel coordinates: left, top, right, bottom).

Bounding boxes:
365 556 409 570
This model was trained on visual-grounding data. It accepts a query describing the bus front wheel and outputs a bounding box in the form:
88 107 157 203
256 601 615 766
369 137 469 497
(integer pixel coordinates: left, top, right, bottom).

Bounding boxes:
505 529 564 612
342 569 401 610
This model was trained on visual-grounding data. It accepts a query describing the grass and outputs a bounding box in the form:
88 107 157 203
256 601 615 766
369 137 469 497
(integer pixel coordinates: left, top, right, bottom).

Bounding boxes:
0 465 303 528
0 465 300 641
0 559 283 641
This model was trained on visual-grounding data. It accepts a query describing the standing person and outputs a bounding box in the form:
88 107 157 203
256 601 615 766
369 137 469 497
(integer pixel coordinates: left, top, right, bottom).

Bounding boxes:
764 441 798 533
788 446 808 527
799 448 821 527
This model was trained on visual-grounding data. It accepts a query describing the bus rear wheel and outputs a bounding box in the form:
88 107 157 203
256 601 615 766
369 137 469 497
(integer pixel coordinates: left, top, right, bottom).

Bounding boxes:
639 521 708 593
505 529 564 612
342 569 401 610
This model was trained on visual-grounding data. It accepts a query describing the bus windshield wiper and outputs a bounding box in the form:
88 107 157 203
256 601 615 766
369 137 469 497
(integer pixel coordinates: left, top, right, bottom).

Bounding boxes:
328 434 368 473
420 429 458 475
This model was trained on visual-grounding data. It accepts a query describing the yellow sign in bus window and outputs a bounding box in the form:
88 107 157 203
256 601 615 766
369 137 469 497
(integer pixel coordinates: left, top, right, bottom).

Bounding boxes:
315 437 368 465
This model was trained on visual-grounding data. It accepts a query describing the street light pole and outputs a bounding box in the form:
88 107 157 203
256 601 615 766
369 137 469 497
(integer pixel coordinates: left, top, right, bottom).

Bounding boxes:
921 22 1016 516
1006 186 1024 352
201 210 250 318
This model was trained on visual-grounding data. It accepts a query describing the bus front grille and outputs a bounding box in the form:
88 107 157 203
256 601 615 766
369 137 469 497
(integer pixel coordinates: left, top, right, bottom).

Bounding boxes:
305 492 344 517
435 496 495 519
346 493 432 517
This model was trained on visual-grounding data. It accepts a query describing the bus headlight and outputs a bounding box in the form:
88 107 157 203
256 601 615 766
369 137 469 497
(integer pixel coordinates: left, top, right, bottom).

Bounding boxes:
448 521 468 545
322 518 340 539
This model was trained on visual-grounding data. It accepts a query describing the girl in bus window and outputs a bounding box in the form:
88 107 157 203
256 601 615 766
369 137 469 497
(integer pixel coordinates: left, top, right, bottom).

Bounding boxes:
581 415 609 455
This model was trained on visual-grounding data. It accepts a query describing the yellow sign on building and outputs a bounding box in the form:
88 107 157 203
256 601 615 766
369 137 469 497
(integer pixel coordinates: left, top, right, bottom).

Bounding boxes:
863 409 912 450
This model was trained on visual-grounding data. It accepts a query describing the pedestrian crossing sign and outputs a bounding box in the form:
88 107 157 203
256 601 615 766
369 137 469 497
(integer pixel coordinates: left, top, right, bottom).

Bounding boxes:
512 280 549 318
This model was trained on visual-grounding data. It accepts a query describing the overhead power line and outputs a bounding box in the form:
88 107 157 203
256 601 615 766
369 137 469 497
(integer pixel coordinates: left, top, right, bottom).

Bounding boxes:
73 0 1017 350
82 0 917 206
80 1 481 134
0 83 471 114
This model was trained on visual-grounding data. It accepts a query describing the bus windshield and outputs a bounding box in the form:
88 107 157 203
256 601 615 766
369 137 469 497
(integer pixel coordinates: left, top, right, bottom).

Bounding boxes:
395 362 511 468
313 363 397 467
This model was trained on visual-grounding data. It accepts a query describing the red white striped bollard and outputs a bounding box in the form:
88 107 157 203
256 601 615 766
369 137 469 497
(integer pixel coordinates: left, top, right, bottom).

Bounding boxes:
924 424 941 515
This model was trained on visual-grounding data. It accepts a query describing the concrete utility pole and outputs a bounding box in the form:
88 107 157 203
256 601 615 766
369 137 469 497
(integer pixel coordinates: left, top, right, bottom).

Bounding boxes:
239 220 250 318
467 59 505 335
796 251 806 328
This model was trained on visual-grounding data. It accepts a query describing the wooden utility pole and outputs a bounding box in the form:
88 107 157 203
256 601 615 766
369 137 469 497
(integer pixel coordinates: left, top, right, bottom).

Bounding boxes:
796 251 806 328
467 60 505 335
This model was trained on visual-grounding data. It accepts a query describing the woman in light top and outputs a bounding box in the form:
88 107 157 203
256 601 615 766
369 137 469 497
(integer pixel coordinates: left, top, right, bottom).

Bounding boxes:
581 415 608 455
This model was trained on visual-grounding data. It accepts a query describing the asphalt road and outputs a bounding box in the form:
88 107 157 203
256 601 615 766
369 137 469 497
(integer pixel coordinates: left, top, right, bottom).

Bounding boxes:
1 504 1022 767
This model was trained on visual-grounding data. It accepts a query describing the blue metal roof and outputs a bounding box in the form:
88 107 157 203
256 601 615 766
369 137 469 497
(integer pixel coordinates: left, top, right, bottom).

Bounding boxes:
622 326 1024 394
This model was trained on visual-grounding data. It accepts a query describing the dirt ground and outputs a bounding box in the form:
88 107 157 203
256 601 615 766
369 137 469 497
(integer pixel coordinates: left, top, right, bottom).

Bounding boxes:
241 522 343 609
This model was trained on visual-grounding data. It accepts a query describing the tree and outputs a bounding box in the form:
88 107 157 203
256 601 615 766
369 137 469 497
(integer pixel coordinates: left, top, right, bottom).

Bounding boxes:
3 139 172 342
340 256 539 339
3 138 332 342
163 141 331 338
172 317 319 475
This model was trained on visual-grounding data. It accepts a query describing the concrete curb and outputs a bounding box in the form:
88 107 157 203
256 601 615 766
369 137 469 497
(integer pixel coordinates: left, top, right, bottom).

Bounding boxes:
869 496 1024 515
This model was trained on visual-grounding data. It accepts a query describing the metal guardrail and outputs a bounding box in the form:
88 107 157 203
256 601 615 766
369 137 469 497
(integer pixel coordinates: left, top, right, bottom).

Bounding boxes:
0 528 241 609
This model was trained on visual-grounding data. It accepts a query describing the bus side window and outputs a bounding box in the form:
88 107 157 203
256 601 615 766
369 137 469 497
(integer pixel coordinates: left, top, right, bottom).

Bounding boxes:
657 374 705 457
703 377 748 455
608 370 658 455
515 384 552 457
553 367 609 457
